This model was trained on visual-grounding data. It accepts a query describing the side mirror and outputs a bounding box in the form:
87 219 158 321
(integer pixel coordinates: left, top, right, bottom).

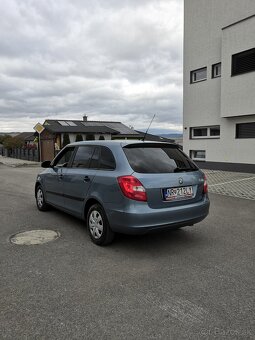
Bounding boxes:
41 160 52 168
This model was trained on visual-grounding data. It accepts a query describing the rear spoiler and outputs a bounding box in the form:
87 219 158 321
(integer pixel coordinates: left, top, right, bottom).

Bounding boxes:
123 142 179 149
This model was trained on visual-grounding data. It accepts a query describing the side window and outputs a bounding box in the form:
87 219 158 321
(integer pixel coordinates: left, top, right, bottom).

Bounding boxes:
99 146 116 170
54 147 75 167
90 147 100 169
72 146 94 168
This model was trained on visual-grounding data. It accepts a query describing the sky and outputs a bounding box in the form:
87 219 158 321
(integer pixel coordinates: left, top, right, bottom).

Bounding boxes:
0 0 183 133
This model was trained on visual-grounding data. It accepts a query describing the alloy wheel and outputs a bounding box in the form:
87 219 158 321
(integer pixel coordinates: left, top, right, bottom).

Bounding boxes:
37 188 44 208
89 210 103 239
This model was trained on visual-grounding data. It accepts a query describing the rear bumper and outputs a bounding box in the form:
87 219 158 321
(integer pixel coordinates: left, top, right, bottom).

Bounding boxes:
105 196 210 235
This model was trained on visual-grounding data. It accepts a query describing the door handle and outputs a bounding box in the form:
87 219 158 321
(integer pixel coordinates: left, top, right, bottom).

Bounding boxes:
84 176 90 182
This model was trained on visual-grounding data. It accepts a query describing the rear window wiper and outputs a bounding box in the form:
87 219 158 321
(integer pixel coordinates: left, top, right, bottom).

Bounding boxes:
173 167 197 172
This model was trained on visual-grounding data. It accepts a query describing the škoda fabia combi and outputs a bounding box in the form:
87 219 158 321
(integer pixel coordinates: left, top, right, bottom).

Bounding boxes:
35 141 210 245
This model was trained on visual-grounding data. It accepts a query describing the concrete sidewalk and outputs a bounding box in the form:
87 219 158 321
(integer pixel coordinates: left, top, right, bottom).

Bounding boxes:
0 155 40 167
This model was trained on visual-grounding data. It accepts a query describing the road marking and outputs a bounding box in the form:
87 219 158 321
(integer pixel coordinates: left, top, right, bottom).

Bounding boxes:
144 292 209 325
159 298 208 324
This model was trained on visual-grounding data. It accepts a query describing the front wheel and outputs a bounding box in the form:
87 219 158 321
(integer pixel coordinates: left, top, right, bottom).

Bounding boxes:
87 204 115 246
36 185 50 211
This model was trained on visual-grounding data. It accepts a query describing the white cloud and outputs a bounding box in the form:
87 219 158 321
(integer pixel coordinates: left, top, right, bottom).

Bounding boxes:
0 0 183 133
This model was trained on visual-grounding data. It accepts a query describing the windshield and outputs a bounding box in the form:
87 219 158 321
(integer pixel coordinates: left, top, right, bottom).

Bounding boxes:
123 144 198 174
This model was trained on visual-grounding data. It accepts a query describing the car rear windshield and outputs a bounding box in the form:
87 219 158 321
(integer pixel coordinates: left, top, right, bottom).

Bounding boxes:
123 144 198 173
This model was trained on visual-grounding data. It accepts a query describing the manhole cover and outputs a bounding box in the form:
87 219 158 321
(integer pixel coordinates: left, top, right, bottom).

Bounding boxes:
10 230 60 245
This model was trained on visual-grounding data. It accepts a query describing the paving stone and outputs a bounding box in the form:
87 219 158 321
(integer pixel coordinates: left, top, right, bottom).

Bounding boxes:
203 170 255 201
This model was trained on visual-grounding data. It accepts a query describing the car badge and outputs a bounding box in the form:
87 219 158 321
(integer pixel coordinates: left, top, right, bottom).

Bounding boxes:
179 177 183 185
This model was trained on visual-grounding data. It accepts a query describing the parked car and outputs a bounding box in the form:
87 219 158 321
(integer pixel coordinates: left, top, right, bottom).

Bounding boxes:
35 141 210 245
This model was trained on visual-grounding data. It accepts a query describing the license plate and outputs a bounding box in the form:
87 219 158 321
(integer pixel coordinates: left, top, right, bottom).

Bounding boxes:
162 186 193 201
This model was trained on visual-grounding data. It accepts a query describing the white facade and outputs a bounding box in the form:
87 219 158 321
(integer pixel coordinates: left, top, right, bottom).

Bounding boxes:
61 133 112 145
183 0 255 166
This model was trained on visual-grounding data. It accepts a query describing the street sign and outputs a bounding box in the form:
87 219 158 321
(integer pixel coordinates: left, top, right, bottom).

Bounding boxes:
33 122 45 134
33 123 45 162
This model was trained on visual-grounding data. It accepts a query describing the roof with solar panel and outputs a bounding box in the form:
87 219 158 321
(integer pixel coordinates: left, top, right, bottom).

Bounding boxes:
43 116 139 136
41 116 175 143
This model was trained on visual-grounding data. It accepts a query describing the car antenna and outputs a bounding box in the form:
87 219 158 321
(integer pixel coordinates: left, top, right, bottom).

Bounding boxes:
143 114 156 141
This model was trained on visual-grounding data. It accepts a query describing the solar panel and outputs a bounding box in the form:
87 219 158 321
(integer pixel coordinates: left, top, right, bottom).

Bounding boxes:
104 122 138 134
81 122 105 127
58 120 77 126
58 121 69 126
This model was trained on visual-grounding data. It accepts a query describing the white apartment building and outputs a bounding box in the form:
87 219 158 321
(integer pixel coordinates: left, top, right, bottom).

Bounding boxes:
183 0 255 172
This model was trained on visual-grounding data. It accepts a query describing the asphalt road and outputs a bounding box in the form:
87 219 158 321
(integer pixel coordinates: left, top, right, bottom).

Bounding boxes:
0 165 254 339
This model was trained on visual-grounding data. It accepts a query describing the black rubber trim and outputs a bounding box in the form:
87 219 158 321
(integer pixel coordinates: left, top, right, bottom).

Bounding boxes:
46 190 84 202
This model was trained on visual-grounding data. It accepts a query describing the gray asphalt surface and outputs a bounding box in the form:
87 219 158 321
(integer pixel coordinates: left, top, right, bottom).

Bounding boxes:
0 165 254 339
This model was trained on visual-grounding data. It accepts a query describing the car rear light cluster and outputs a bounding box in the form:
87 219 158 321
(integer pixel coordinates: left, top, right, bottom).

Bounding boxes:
203 174 208 194
117 175 147 202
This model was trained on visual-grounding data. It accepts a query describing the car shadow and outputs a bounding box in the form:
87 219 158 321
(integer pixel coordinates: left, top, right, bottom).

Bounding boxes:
37 206 208 256
113 227 207 253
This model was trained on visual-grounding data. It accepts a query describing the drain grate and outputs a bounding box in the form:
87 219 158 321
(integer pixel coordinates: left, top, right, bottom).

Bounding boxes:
10 230 60 245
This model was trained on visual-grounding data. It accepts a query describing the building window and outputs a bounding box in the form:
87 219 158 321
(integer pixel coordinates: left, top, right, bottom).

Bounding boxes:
232 48 255 76
210 126 220 136
193 128 207 137
212 63 221 78
190 126 220 139
236 122 255 138
190 150 206 161
190 67 207 83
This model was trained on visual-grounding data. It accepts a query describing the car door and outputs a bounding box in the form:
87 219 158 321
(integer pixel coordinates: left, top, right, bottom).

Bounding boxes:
43 147 75 208
62 145 99 217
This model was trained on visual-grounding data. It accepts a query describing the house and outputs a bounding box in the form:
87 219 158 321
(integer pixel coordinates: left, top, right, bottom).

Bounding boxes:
36 116 178 161
15 132 36 147
135 130 175 144
183 0 255 172
38 116 142 161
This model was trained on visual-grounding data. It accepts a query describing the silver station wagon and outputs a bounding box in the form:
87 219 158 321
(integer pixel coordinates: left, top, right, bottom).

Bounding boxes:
35 141 210 245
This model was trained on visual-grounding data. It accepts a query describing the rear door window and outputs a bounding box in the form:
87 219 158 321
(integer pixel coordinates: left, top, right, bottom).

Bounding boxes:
99 146 116 170
123 144 197 173
72 146 95 168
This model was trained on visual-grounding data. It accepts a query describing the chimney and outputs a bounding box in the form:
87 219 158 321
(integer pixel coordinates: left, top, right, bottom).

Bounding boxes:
83 115 88 122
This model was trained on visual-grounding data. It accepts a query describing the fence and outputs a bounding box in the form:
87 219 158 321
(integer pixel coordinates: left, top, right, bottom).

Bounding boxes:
0 147 39 162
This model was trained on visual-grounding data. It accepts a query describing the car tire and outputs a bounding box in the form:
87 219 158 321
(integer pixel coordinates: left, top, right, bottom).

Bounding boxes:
36 185 50 211
87 204 115 246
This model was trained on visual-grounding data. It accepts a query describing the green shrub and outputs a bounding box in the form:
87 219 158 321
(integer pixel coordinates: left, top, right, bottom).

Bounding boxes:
63 133 70 147
86 134 95 140
75 134 83 142
3 136 24 149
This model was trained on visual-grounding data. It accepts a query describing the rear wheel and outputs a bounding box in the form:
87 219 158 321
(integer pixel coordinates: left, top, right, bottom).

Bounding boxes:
87 204 115 246
36 185 50 211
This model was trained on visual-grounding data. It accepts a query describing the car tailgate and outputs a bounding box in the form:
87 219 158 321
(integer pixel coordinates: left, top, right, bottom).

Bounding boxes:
133 170 205 209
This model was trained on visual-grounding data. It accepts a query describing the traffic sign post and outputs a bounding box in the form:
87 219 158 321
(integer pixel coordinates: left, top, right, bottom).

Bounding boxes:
33 123 45 162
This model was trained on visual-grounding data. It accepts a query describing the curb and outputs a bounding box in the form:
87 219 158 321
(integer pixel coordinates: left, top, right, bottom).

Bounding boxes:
0 161 40 168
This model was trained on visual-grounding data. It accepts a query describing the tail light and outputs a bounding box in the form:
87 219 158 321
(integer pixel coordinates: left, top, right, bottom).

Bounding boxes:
117 175 147 202
203 174 208 194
